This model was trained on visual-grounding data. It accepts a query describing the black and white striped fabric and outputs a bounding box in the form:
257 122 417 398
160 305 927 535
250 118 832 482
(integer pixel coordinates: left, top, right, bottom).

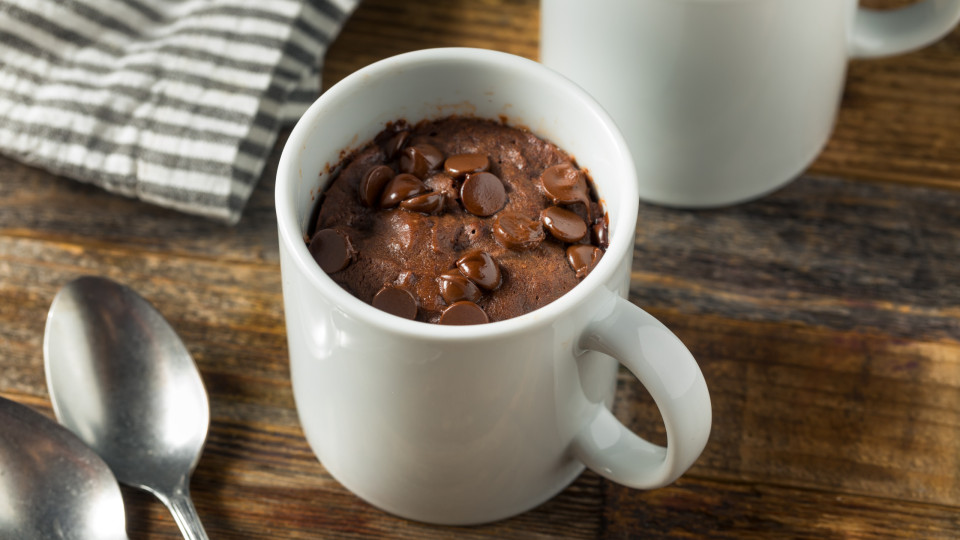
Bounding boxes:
0 0 357 223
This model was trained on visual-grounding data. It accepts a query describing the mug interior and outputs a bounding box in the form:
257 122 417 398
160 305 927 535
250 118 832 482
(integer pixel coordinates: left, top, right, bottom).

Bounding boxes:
276 48 638 338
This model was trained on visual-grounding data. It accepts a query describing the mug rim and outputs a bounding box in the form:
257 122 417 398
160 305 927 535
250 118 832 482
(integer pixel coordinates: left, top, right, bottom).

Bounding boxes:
276 47 639 341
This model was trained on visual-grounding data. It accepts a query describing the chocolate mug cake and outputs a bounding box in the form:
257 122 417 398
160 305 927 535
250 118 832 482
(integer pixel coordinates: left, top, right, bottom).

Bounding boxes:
307 116 609 325
278 49 711 527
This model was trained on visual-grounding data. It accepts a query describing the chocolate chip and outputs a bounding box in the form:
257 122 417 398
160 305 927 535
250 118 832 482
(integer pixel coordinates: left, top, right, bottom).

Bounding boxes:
592 220 609 248
380 173 428 208
566 244 603 279
372 285 418 320
308 229 355 274
400 143 444 179
439 301 489 325
541 206 588 243
382 130 410 160
494 211 544 250
460 171 506 217
540 164 590 209
399 191 445 214
437 269 482 304
359 165 394 207
456 250 502 291
444 153 489 177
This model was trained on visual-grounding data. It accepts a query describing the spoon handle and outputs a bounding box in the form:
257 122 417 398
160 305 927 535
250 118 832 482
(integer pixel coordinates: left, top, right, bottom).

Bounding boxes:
163 477 209 540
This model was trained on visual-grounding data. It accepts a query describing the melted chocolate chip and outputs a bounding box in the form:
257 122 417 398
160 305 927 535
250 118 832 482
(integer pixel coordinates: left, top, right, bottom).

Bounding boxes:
400 143 444 179
541 206 588 243
566 244 603 279
592 220 609 248
461 171 507 217
437 268 482 304
380 173 428 208
308 229 355 273
540 163 590 209
456 250 502 291
372 285 418 320
494 211 544 250
359 165 394 207
382 130 410 160
444 153 489 177
399 191 445 214
439 301 489 325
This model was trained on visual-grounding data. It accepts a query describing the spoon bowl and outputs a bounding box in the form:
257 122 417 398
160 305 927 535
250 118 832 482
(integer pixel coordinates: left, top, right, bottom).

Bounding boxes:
0 396 128 540
44 276 210 540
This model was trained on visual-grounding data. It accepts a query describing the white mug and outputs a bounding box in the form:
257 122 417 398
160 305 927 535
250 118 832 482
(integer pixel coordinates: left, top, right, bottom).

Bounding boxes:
276 48 712 525
541 0 960 207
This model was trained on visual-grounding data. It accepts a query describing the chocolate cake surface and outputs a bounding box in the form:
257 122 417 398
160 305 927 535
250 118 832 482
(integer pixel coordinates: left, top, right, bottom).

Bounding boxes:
309 117 607 324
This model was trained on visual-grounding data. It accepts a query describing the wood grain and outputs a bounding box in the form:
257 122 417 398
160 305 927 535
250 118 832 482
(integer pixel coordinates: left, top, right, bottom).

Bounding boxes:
2 0 960 538
323 0 539 90
605 476 960 539
633 177 960 341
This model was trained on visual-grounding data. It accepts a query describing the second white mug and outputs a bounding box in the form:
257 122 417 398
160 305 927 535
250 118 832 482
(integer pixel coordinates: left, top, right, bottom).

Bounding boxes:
541 0 960 208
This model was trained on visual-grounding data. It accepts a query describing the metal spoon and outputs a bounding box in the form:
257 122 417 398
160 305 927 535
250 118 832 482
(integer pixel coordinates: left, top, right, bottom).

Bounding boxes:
44 276 211 540
0 396 128 540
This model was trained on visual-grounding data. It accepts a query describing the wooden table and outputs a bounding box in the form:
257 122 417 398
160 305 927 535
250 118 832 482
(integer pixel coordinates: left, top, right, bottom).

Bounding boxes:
2 1 959 538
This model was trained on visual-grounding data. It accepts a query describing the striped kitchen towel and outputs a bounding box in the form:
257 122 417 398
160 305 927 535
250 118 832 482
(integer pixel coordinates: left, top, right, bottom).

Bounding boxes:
0 0 358 224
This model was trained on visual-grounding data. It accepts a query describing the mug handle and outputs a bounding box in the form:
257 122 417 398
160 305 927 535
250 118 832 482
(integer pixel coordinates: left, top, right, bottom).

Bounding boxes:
572 292 712 489
851 0 960 59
